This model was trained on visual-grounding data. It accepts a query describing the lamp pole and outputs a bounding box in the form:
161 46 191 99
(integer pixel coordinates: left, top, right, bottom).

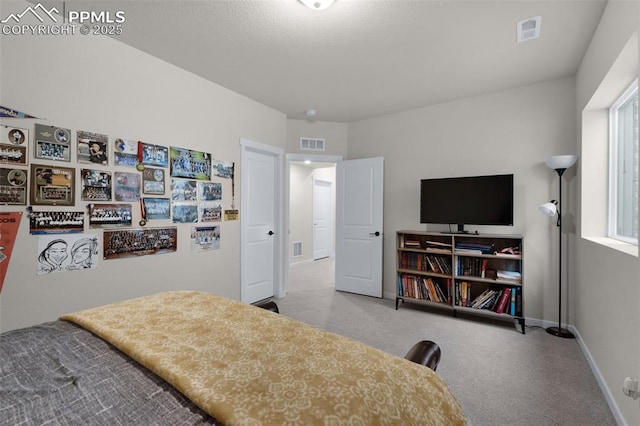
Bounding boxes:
547 167 575 338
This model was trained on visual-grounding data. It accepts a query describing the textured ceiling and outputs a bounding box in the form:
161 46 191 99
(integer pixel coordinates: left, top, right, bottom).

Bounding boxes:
63 0 607 122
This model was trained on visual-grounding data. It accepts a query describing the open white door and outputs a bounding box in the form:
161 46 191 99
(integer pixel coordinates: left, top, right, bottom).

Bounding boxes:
240 139 282 304
335 157 384 297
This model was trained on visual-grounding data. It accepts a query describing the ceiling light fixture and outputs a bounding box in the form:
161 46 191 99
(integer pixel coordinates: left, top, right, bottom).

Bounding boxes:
305 109 317 117
299 0 336 11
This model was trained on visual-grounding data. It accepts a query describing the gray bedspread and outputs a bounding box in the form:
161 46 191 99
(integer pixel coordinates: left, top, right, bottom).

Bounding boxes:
0 320 221 425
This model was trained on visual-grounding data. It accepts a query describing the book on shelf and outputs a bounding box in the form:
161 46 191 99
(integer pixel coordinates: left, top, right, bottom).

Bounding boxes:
497 270 521 280
455 242 494 254
426 240 452 248
495 287 512 314
454 248 483 255
404 238 421 247
510 287 516 316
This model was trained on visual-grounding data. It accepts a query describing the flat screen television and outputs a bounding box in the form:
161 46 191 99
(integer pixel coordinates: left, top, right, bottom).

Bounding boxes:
420 174 514 233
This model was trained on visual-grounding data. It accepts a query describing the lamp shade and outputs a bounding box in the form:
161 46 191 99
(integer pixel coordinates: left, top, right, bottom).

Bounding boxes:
544 155 578 170
538 202 557 217
299 0 336 10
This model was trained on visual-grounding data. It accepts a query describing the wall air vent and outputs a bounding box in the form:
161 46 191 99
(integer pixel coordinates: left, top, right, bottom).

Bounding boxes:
292 241 303 257
517 16 541 43
300 137 325 152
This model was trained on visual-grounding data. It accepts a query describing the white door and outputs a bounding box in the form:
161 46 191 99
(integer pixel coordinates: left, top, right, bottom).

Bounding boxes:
241 140 281 303
313 179 332 260
335 157 384 298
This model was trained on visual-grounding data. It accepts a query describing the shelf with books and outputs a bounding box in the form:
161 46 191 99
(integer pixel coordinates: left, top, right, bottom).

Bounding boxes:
396 231 525 333
396 273 451 307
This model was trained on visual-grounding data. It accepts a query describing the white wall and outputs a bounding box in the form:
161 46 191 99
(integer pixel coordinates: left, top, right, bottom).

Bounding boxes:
289 163 314 263
575 1 640 424
348 77 577 323
0 2 286 331
286 119 348 157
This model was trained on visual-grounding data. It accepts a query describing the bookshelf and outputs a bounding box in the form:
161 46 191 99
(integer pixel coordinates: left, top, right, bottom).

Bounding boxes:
397 230 525 333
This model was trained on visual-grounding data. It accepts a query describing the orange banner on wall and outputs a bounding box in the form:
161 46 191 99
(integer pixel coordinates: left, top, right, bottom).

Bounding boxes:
0 212 22 294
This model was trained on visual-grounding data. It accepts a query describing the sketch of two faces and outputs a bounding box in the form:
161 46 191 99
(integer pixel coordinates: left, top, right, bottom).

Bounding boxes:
37 235 99 274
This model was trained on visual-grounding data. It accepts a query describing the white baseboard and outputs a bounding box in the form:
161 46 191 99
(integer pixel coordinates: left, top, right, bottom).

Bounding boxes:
572 327 626 426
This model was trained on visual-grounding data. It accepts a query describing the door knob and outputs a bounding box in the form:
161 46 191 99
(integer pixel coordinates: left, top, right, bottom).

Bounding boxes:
268 230 274 236
370 231 380 237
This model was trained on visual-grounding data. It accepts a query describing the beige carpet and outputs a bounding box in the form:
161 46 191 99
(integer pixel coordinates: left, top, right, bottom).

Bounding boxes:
277 257 615 426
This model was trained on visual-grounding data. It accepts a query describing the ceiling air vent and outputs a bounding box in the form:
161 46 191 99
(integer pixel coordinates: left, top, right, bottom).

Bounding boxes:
300 137 325 152
517 16 541 43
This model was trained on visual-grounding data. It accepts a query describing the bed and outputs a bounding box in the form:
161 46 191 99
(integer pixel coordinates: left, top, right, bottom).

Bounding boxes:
0 291 465 425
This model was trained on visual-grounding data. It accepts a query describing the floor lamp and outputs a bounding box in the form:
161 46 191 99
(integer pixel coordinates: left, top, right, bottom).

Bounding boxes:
539 154 578 339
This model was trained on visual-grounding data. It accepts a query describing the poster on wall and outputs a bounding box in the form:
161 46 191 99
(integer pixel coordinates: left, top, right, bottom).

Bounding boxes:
169 146 211 180
172 203 198 223
0 125 28 165
171 178 197 201
190 225 220 252
103 227 177 259
29 210 84 234
34 123 71 162
114 172 140 201
0 167 27 205
88 203 132 228
81 169 112 201
30 164 75 206
0 106 38 119
142 167 165 194
213 159 234 179
199 181 221 201
0 212 22 293
37 234 99 274
114 138 138 167
138 142 168 168
77 130 109 165
142 198 170 220
200 203 222 222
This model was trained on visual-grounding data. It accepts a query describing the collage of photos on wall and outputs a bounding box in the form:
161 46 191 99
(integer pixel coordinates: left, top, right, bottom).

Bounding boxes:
0 121 233 276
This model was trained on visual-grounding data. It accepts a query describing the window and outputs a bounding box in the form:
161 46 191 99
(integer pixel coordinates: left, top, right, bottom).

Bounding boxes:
609 79 638 245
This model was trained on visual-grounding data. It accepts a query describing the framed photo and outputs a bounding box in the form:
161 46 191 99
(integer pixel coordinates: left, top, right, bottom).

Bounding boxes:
0 167 27 205
29 210 84 234
88 203 132 228
0 125 28 165
104 227 177 260
81 169 112 201
142 197 170 220
142 167 165 194
114 138 138 167
30 164 75 206
139 142 168 168
114 172 141 201
170 146 211 180
77 130 108 165
34 123 71 162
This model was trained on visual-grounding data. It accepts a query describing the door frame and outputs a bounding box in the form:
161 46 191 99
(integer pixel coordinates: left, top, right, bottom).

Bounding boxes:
284 153 343 296
240 138 285 301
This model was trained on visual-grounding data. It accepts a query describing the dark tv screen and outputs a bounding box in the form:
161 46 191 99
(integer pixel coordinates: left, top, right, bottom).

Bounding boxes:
420 174 514 229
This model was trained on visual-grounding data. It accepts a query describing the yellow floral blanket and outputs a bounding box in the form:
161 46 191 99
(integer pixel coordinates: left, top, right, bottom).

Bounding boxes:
62 291 465 425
